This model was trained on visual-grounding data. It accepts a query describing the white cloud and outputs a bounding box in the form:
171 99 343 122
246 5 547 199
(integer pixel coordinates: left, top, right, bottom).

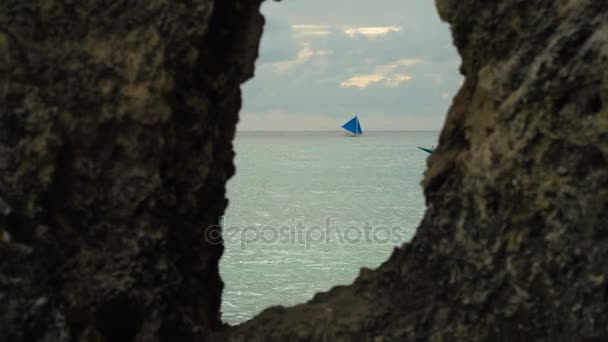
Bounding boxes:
292 24 331 37
340 74 384 88
271 44 334 72
384 74 413 87
242 0 463 130
344 26 402 38
340 58 423 89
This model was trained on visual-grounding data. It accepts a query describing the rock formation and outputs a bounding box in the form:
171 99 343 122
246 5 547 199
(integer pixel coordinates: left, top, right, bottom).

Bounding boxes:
2 0 608 341
0 1 263 341
223 0 608 341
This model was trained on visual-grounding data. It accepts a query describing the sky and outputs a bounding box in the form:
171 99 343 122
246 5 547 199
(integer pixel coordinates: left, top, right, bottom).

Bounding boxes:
238 0 463 131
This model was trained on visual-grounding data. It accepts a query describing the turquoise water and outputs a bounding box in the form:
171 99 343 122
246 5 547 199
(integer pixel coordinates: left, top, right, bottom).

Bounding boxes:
220 131 438 324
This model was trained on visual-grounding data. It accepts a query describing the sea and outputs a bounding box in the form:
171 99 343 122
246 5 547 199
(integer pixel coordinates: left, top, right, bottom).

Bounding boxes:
219 131 439 324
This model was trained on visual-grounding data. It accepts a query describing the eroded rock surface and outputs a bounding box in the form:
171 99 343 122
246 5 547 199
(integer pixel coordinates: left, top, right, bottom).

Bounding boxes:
0 1 263 341
224 1 608 341
2 0 608 341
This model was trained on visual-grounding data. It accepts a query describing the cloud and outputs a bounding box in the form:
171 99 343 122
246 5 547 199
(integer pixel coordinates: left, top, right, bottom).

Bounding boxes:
344 26 402 38
340 73 413 89
270 44 334 72
340 58 423 89
340 74 384 88
259 22 335 71
384 75 413 87
292 24 331 37
242 0 464 130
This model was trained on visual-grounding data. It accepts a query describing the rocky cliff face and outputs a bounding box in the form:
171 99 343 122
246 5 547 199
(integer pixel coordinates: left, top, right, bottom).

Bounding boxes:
2 0 608 341
224 0 608 341
0 1 263 341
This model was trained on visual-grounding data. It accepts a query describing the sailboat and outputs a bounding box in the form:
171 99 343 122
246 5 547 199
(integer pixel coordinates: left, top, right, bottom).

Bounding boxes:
417 146 434 154
342 116 363 137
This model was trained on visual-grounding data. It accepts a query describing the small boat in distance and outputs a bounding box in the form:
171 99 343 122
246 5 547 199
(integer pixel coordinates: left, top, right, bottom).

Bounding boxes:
417 146 434 154
342 116 363 137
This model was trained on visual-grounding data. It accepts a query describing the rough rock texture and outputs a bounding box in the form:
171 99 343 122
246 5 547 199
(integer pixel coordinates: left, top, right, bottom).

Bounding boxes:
3 0 608 341
0 1 263 341
223 0 608 341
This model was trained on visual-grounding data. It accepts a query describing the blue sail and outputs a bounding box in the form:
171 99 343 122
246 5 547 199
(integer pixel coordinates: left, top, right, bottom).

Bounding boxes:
417 146 433 154
342 116 362 134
